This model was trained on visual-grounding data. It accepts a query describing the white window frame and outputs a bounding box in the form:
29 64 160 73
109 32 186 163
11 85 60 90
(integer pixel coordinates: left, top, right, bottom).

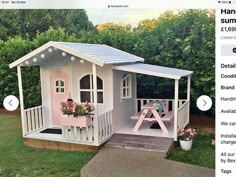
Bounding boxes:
79 74 104 104
55 79 65 94
121 74 132 99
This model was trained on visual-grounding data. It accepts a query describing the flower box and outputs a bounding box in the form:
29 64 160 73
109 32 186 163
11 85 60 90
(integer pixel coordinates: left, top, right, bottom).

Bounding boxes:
60 115 92 127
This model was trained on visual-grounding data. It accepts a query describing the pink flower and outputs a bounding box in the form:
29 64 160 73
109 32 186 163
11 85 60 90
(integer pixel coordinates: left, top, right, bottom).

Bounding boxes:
61 102 66 106
186 128 192 132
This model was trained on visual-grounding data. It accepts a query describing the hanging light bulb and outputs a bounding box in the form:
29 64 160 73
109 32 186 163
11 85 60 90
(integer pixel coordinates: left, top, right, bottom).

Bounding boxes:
40 54 45 59
71 56 75 61
25 61 29 65
33 58 38 62
80 59 84 64
48 48 53 53
62 52 67 57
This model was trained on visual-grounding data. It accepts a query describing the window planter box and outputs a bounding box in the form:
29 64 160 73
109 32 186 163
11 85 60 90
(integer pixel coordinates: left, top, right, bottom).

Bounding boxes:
60 115 92 127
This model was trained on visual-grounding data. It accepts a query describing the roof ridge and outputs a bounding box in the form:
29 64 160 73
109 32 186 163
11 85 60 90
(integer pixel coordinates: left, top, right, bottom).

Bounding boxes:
56 41 104 46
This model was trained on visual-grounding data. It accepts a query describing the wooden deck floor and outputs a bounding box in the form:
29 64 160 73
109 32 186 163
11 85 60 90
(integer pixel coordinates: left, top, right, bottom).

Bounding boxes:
105 134 174 156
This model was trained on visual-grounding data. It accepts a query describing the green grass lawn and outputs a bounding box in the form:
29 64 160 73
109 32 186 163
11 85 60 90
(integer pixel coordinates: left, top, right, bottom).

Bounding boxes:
0 114 95 177
167 132 215 169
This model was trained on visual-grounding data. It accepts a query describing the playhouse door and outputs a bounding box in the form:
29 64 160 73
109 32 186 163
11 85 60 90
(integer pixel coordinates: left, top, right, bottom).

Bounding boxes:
50 71 70 126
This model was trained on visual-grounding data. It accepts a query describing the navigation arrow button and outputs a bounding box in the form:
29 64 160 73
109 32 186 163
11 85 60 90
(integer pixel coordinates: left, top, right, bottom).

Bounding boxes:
3 95 19 111
196 95 212 111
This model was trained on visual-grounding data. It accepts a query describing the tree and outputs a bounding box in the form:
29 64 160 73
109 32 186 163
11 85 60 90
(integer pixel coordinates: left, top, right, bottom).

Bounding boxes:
64 10 95 35
0 10 95 40
0 10 21 40
96 23 131 31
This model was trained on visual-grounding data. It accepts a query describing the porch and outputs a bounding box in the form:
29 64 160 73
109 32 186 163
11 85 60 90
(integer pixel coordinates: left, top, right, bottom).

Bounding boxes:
22 105 113 146
116 98 189 139
21 96 189 146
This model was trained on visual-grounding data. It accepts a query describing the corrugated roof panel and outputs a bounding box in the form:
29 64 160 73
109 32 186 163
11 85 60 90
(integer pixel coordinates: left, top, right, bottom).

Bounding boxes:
113 63 193 79
56 42 144 64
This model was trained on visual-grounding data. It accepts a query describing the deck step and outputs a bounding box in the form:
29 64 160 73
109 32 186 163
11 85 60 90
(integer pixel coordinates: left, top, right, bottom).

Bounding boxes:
105 134 174 157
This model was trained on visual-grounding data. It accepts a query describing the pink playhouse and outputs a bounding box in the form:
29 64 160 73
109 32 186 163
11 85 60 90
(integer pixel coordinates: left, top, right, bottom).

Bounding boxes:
9 41 193 149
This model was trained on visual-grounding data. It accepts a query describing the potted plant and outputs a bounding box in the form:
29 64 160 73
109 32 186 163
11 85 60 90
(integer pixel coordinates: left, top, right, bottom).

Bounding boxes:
60 100 94 127
178 127 197 151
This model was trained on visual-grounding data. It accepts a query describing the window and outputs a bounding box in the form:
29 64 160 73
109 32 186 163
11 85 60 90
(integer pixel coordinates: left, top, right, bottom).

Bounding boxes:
80 74 104 104
121 74 132 99
55 80 65 93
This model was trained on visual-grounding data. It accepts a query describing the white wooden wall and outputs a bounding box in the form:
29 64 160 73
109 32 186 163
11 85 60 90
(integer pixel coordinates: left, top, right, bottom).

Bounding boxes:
40 52 113 127
71 62 113 114
112 70 136 132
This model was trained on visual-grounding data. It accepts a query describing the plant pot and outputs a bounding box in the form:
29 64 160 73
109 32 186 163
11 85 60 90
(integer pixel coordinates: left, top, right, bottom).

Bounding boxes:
60 115 92 127
180 139 193 151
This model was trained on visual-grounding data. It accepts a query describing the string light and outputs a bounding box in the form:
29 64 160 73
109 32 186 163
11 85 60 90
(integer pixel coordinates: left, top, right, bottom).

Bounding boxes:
48 48 53 53
40 54 45 58
62 52 67 56
33 58 38 62
71 56 75 61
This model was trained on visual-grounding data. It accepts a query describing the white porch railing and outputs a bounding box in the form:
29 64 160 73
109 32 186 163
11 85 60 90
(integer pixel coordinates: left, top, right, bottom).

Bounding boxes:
23 106 45 134
177 101 190 128
98 109 113 145
62 109 113 145
135 98 186 113
62 118 95 143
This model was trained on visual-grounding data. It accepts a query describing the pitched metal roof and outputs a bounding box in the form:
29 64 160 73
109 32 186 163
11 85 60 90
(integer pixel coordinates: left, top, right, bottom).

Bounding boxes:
113 63 193 79
57 42 144 64
9 41 144 68
9 41 193 80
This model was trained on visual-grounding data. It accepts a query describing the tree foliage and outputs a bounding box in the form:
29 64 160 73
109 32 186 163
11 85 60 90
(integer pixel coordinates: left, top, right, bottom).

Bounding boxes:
0 10 95 40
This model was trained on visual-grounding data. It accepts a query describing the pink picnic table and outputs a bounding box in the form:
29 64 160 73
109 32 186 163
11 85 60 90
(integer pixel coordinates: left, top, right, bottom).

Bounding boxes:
133 100 169 134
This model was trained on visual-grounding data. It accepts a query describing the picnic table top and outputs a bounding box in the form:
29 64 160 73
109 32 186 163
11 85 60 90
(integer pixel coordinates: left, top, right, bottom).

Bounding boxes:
141 100 166 109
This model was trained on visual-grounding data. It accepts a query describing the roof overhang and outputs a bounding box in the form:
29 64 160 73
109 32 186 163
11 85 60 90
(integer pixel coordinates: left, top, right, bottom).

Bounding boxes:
113 63 193 80
9 41 105 69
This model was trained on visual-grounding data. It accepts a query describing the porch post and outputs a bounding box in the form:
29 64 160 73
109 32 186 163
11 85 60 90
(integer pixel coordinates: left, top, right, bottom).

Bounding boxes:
92 64 99 145
174 79 179 141
187 75 191 124
134 74 137 113
17 66 26 135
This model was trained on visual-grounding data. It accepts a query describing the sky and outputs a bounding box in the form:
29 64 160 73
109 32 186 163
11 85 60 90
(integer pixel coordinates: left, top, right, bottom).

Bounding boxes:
86 9 169 27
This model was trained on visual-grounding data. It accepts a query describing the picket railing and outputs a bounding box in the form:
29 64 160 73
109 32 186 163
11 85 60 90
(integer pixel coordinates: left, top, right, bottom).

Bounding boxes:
24 106 45 134
177 100 190 128
135 98 186 113
62 118 95 143
98 109 113 144
62 109 113 145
